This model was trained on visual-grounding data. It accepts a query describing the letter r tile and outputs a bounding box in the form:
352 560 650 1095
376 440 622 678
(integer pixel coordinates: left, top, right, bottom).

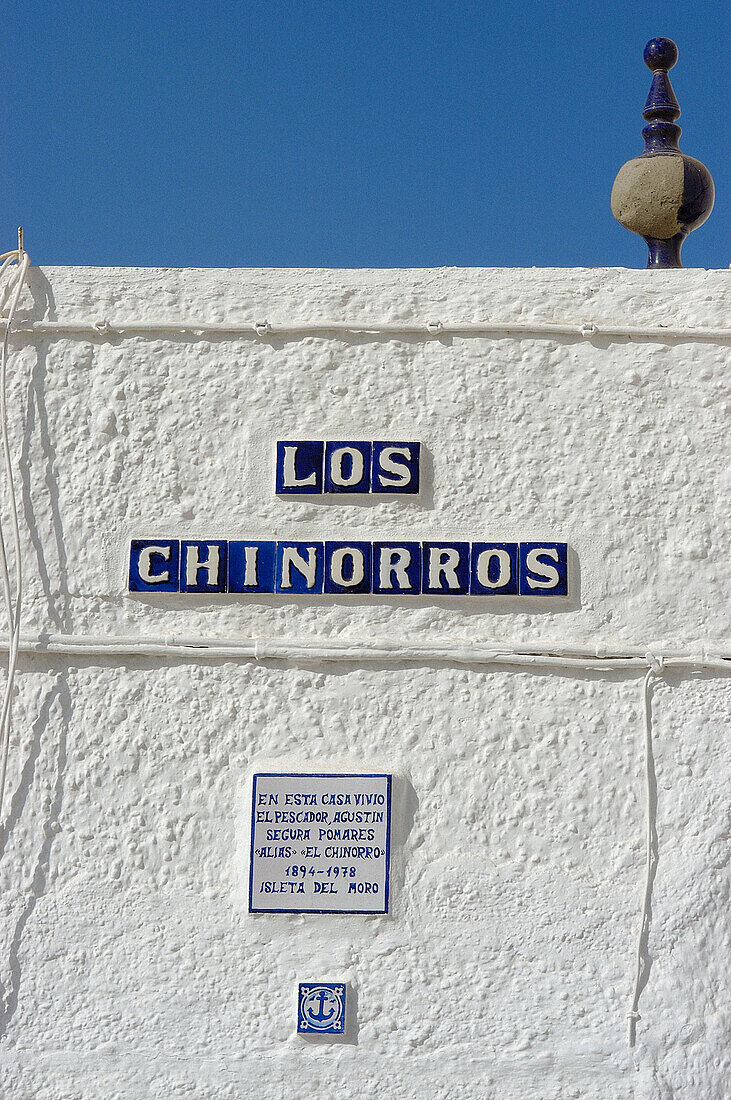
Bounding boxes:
372 542 422 594
421 542 470 594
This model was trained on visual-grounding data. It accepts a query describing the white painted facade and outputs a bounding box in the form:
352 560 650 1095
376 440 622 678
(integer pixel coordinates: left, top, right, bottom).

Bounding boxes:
0 266 728 1098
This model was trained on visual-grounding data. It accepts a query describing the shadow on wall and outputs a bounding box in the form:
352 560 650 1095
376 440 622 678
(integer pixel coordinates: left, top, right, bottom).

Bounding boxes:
628 671 660 1048
0 673 72 1038
20 268 71 634
0 268 72 1037
301 984 360 1047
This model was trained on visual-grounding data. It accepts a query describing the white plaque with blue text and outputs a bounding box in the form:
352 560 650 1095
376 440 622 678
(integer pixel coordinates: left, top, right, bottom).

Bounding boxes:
249 773 392 914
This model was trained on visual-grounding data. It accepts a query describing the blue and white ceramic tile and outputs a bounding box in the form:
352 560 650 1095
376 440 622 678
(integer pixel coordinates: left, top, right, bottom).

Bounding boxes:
518 542 568 597
324 441 372 494
297 983 346 1034
421 542 470 594
275 541 325 593
471 542 519 595
128 538 570 598
372 542 422 594
324 541 372 594
228 541 276 593
180 540 228 593
128 539 180 592
371 442 420 494
275 440 324 495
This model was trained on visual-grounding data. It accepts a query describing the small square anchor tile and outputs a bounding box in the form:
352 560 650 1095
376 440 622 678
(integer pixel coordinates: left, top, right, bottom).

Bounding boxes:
297 983 346 1035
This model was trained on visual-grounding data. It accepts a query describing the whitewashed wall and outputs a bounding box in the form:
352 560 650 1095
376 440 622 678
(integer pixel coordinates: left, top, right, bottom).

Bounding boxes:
0 267 728 1099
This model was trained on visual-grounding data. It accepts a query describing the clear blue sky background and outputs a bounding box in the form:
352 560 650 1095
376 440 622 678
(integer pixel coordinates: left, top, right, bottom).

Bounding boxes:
2 0 728 269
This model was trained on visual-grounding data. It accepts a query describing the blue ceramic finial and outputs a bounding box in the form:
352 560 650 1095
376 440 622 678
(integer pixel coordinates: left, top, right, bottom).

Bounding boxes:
642 37 680 150
611 37 714 268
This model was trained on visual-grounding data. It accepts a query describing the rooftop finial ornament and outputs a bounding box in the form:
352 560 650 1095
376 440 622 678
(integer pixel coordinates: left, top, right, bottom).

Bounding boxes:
611 37 714 268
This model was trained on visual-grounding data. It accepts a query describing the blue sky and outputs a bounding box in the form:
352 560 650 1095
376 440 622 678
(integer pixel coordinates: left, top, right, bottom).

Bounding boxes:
3 1 728 269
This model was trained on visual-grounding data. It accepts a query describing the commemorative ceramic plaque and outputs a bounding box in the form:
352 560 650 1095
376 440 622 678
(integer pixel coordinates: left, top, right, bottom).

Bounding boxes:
249 773 392 914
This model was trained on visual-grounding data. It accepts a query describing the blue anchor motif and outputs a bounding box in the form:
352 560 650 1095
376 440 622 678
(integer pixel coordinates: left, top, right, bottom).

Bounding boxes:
309 989 337 1024
298 984 345 1033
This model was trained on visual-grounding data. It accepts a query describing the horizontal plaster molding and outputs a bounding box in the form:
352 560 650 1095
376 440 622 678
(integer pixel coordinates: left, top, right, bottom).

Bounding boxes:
4 633 730 671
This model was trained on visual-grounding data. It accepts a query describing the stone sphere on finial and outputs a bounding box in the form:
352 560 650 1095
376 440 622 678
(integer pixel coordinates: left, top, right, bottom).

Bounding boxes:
643 37 678 71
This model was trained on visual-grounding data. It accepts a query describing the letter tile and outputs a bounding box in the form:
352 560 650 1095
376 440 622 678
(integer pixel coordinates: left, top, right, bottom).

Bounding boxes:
372 542 422 594
180 540 228 593
471 543 519 595
519 542 568 596
421 542 470 594
128 539 180 592
324 442 372 494
371 442 420 494
324 541 372 594
275 542 325 593
228 541 276 593
275 441 324 495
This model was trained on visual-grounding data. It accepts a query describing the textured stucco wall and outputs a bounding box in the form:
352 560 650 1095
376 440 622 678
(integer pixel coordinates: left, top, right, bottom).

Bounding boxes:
0 267 728 1098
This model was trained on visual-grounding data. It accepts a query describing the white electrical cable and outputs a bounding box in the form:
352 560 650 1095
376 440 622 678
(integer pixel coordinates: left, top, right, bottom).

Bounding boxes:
1 318 728 343
0 259 16 299
0 632 727 671
627 657 663 1047
0 246 30 827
